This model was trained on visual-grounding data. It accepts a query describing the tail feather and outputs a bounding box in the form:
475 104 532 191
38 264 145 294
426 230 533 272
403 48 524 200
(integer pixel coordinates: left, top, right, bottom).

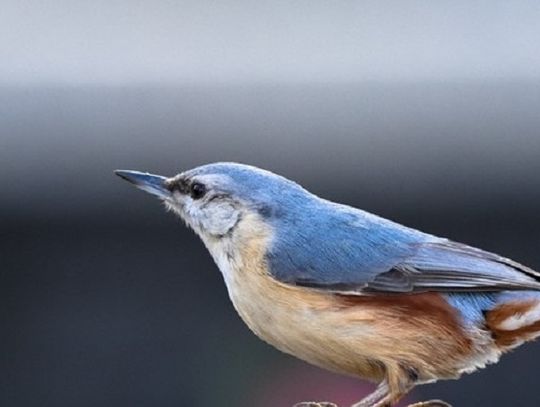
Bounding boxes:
486 296 540 349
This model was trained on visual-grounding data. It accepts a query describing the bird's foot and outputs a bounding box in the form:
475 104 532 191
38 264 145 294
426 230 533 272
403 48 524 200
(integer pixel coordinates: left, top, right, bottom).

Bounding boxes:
293 402 338 407
407 400 452 407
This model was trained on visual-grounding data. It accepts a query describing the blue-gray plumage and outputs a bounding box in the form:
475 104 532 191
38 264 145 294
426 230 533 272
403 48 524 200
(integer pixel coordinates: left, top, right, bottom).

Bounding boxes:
166 163 540 292
115 163 540 407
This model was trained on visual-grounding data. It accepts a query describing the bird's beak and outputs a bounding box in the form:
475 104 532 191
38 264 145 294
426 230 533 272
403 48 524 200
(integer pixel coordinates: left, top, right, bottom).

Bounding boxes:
114 170 171 199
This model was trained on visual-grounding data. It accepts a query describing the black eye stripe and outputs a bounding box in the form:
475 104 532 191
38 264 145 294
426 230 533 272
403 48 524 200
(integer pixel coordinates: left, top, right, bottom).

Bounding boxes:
206 194 227 202
167 179 188 194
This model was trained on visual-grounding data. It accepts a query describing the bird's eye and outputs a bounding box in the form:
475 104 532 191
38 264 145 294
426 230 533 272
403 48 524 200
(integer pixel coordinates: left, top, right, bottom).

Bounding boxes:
190 182 206 200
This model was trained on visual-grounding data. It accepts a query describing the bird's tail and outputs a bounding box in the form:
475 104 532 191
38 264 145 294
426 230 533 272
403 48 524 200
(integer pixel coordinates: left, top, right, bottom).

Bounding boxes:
486 291 540 350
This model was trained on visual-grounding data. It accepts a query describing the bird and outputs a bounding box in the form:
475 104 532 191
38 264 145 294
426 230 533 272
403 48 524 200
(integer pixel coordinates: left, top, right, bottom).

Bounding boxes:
115 162 540 407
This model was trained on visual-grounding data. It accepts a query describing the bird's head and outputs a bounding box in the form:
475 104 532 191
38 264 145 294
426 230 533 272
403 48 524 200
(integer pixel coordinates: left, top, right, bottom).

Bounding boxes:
115 162 311 243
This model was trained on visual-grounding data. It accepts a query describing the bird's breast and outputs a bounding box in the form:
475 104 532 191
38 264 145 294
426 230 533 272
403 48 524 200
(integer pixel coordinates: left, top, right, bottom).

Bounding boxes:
223 249 386 379
201 213 382 378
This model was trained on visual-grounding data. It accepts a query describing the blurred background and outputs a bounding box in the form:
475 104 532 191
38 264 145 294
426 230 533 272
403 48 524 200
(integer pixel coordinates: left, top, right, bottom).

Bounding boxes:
1 1 540 406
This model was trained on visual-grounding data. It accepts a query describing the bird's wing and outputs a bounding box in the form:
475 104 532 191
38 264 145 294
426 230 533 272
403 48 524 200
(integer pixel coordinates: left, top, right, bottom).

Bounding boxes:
351 240 540 293
267 214 540 294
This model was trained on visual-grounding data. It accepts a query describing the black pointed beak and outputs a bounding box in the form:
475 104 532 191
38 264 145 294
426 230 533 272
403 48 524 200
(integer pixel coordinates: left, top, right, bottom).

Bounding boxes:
114 170 171 199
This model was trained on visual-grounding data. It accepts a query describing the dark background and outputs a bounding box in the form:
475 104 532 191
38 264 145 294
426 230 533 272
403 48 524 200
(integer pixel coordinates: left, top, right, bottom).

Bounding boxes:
2 2 540 407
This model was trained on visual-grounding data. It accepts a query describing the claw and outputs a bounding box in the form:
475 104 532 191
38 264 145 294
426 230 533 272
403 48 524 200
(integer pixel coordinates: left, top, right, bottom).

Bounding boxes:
293 403 338 407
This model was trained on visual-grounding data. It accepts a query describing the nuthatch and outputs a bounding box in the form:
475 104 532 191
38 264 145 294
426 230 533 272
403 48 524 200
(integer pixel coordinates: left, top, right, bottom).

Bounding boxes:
116 162 540 407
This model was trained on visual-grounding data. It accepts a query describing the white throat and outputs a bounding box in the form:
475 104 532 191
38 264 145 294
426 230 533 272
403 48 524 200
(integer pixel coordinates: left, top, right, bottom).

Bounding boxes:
201 234 240 284
195 211 273 299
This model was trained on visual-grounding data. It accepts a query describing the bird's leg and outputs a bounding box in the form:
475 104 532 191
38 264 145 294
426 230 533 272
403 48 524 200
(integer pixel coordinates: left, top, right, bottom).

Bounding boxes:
352 362 420 407
406 400 452 407
359 363 452 407
293 402 338 407
350 380 389 407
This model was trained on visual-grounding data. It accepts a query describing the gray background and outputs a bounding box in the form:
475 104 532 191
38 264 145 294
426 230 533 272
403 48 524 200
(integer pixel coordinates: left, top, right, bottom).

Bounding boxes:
2 1 540 406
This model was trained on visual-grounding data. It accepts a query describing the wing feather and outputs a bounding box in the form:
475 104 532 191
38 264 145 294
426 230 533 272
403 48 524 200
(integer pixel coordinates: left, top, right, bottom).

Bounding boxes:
266 203 540 294
290 240 540 294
